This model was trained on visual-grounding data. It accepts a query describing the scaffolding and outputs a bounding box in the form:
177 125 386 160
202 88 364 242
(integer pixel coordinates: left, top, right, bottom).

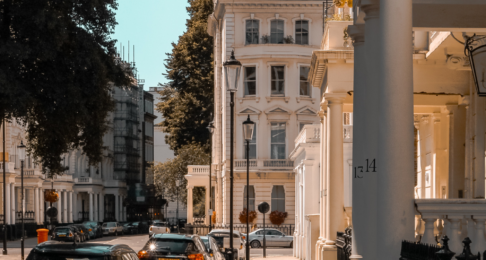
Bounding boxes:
113 78 141 182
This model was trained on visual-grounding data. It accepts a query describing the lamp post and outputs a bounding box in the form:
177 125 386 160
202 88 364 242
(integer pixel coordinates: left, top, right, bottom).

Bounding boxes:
207 121 215 231
175 179 180 234
2 117 6 255
18 141 26 260
464 34 486 96
223 50 242 260
242 115 255 260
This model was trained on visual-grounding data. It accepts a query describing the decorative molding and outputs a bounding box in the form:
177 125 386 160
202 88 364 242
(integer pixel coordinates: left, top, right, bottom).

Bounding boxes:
296 96 316 104
238 106 262 115
265 105 292 115
296 106 318 116
265 96 290 103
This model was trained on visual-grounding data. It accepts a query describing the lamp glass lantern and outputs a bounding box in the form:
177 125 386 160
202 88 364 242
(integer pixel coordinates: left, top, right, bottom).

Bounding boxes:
17 141 26 162
224 50 242 93
242 115 255 142
465 34 486 96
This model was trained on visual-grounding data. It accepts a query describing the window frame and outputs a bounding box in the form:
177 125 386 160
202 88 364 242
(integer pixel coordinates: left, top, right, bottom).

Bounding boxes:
267 18 287 44
245 19 260 45
271 185 286 212
294 20 309 45
243 185 256 211
292 17 312 45
298 65 311 97
270 65 286 97
243 66 257 97
270 122 287 159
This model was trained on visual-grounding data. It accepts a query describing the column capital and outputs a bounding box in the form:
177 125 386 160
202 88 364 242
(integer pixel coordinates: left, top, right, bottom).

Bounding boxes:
360 0 380 19
324 93 347 105
348 24 365 46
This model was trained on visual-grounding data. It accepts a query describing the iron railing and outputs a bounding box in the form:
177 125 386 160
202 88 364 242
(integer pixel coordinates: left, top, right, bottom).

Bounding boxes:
78 212 89 222
337 227 352 260
185 223 294 236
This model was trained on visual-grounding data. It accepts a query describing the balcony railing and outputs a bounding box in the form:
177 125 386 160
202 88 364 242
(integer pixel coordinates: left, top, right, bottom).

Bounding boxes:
234 159 294 170
74 177 102 185
235 160 257 168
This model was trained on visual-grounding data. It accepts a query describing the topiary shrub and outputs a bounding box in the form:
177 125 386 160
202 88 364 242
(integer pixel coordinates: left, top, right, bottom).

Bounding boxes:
269 210 288 225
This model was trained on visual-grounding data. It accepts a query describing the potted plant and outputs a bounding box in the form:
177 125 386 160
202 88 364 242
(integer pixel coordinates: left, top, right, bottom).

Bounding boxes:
239 208 257 224
283 35 294 44
269 210 288 225
261 34 270 44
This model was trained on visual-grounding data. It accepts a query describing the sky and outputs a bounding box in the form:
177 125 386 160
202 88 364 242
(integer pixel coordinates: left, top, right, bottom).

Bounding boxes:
112 0 190 90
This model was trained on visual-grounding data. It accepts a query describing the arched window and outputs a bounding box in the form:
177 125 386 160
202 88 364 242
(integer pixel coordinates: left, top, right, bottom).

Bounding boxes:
270 20 284 44
246 19 259 45
243 185 255 211
271 185 285 212
295 20 309 44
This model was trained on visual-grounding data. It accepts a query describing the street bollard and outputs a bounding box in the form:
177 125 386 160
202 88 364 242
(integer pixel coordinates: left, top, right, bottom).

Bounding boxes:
36 229 49 244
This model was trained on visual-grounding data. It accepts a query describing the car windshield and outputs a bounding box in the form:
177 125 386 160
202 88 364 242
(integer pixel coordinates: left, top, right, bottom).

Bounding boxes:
54 228 70 233
144 239 197 255
26 253 105 260
103 223 116 228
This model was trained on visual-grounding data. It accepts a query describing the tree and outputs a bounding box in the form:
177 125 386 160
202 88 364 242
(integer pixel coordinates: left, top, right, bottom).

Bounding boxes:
154 143 209 206
156 0 214 153
0 0 130 176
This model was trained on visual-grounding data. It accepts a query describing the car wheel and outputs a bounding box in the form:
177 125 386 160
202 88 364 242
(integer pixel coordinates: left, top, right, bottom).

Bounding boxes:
250 240 261 248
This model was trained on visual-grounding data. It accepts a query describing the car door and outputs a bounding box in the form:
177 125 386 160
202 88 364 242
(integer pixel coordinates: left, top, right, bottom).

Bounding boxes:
264 230 276 247
271 230 286 247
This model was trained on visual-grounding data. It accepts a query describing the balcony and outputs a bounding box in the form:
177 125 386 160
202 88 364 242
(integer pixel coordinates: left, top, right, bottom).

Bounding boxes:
295 124 320 146
74 177 103 185
187 165 210 175
0 162 16 173
234 159 294 171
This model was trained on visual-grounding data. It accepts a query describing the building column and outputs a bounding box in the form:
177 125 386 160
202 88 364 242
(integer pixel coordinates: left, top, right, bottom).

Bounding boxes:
72 191 77 222
57 190 62 223
115 194 119 221
378 0 415 259
93 193 98 222
11 183 16 225
324 93 346 248
187 186 194 224
34 187 39 224
217 176 223 223
89 192 94 221
63 190 68 223
348 22 366 260
68 191 73 223
474 96 485 198
40 188 44 224
99 193 104 222
205 185 210 225
5 182 10 224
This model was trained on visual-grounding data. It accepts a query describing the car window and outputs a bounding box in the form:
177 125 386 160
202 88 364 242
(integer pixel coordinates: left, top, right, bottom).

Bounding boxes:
271 230 283 236
144 238 198 254
210 232 239 238
103 223 116 228
194 237 207 252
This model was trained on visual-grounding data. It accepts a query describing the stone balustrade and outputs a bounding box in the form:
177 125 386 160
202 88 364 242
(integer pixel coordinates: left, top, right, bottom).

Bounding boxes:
74 177 101 184
294 124 320 146
187 165 210 175
234 159 294 170
0 162 15 173
415 199 486 254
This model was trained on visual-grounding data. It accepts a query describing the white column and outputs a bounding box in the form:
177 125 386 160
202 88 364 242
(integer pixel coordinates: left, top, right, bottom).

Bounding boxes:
99 193 104 222
187 186 194 224
73 192 77 222
57 190 62 223
421 218 436 245
68 191 73 223
378 0 415 259
474 96 485 198
5 182 10 224
472 217 486 254
34 187 39 224
11 183 16 225
63 191 67 222
205 185 210 224
115 194 119 221
93 193 98 222
324 93 346 246
348 22 366 260
40 188 44 224
89 192 94 221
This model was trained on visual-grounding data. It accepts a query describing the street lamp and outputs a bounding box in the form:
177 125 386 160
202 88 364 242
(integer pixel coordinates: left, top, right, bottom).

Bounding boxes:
223 50 241 260
18 141 26 260
2 118 7 256
464 34 486 96
207 121 215 231
242 115 255 260
175 179 180 234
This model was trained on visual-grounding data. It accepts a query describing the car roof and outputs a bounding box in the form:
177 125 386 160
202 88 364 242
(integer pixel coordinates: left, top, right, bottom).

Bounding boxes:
152 233 196 241
252 228 281 232
210 229 241 235
33 241 135 255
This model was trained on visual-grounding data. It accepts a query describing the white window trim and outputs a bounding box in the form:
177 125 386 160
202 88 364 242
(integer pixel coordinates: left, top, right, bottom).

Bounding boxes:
270 184 287 212
297 63 312 97
292 16 312 45
267 17 288 44
240 63 259 98
242 17 262 45
269 121 288 160
267 63 288 97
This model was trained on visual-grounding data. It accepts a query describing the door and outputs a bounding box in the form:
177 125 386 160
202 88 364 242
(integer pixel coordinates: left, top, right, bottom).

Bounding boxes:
271 230 287 247
264 230 277 247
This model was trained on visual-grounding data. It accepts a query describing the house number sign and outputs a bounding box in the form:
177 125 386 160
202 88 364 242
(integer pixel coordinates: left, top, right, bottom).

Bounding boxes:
354 159 376 178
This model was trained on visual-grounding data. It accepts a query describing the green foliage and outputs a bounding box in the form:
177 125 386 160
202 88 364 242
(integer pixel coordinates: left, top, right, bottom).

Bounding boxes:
153 143 210 205
0 0 130 177
156 0 214 153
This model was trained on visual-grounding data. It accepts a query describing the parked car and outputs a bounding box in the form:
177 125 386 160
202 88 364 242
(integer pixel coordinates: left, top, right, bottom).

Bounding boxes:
70 226 87 242
123 222 139 235
26 241 139 260
201 236 225 260
208 229 245 260
138 221 150 233
246 229 293 248
72 224 91 241
51 226 81 243
102 222 124 236
149 222 170 237
137 233 210 260
83 221 103 238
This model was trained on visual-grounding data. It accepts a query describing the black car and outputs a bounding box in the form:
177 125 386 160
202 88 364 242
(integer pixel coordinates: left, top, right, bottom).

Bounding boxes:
137 233 211 260
51 226 81 243
26 241 139 260
123 222 139 235
138 221 150 234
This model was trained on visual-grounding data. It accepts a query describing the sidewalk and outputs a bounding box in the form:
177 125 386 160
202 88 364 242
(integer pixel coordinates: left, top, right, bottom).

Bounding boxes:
0 237 40 260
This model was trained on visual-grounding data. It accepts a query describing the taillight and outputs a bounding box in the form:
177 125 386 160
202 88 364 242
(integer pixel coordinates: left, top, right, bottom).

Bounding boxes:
188 253 204 260
149 227 153 231
138 250 148 259
242 236 246 239
89 229 92 232
69 232 73 237
80 230 83 233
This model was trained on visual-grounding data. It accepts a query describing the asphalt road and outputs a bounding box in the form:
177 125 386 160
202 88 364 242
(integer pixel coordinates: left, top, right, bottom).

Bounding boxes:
1 234 294 259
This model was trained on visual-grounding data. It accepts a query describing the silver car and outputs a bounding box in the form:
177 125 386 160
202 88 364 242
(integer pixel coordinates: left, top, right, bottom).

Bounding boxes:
247 229 293 248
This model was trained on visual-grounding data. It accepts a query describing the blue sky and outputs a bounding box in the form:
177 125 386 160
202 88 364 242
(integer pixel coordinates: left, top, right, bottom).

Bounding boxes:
112 0 190 90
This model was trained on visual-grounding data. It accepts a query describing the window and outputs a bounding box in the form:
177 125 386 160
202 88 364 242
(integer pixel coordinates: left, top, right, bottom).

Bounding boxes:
299 66 311 96
271 185 285 212
246 20 259 45
295 20 309 44
271 66 285 96
244 67 256 96
271 123 286 159
244 123 257 159
270 20 284 44
243 185 255 211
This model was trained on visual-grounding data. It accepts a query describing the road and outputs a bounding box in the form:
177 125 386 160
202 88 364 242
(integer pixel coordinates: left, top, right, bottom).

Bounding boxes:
0 234 293 259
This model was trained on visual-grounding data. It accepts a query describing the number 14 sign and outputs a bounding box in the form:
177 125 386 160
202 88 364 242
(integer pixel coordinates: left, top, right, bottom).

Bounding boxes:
354 159 376 179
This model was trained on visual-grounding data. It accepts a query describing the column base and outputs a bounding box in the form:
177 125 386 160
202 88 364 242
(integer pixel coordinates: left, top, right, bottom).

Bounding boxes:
350 255 363 259
321 245 337 260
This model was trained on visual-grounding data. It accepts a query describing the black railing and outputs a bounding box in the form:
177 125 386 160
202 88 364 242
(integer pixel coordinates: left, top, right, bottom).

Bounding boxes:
186 223 294 236
399 236 482 260
78 212 89 221
104 212 116 222
337 227 352 260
